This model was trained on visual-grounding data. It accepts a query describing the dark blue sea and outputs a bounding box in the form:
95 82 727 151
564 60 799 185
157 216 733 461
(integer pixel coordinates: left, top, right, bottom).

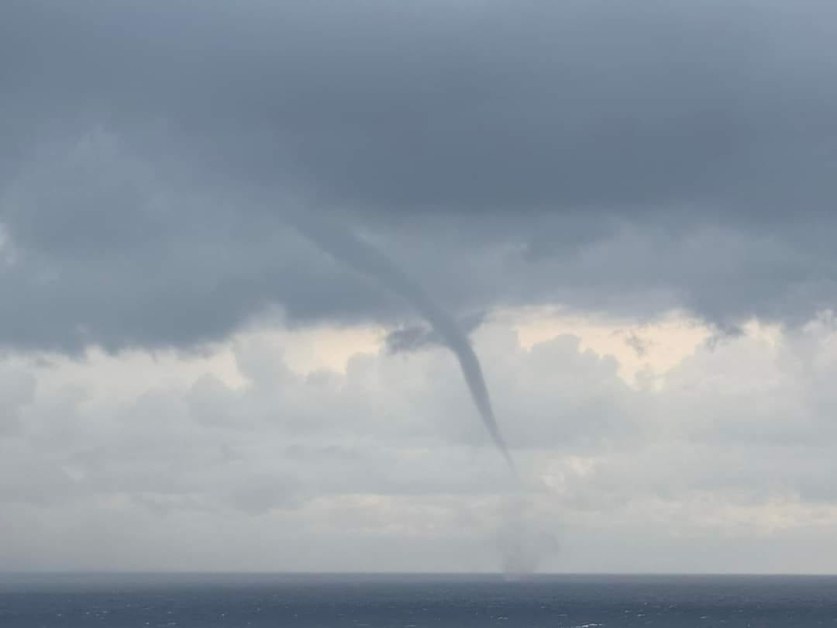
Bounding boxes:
1 573 836 627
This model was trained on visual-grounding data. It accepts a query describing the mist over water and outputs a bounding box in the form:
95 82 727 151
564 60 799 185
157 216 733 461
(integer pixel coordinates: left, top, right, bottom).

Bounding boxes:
496 493 560 577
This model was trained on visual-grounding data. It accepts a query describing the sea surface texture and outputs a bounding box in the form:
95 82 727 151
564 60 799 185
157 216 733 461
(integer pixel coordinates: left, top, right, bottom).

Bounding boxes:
1 573 836 627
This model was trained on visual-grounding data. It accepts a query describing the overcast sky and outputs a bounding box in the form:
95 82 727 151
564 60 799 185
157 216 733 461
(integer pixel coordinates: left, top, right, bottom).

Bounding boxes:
3 0 837 573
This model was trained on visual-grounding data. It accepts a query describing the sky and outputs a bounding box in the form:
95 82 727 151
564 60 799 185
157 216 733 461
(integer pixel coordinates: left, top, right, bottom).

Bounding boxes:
2 0 837 573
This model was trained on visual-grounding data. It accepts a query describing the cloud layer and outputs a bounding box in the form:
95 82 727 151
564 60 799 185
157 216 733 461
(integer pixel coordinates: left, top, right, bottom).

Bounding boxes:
3 315 837 572
2 1 837 350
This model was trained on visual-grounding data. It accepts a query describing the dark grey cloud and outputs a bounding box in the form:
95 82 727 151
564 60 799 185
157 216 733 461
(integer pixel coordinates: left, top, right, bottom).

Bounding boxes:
2 0 837 350
5 0 831 214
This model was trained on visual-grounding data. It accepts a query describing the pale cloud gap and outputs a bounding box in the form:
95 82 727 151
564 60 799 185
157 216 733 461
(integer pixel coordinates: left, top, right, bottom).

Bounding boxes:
3 311 837 572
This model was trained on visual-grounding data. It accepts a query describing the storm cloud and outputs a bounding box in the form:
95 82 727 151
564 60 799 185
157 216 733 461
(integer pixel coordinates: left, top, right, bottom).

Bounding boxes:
2 0 837 351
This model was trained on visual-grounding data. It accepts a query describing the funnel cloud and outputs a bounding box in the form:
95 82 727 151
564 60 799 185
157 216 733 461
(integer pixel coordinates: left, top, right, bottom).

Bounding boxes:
290 211 515 471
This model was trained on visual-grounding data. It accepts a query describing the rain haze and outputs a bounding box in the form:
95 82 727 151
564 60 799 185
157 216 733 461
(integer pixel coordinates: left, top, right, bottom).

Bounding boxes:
3 0 837 574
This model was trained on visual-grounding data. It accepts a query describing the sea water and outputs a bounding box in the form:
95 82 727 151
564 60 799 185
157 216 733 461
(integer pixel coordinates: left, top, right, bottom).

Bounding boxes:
1 573 836 627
